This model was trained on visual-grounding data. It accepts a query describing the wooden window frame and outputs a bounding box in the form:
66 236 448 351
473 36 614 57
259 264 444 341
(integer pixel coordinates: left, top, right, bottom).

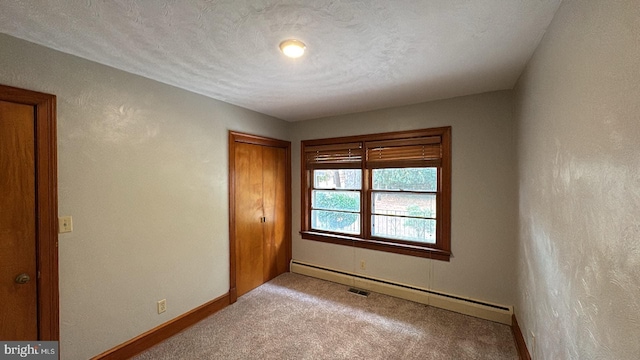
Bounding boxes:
300 127 451 261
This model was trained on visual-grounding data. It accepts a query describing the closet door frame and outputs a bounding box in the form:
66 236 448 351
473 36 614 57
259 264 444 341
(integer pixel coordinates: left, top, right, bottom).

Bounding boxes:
228 131 291 303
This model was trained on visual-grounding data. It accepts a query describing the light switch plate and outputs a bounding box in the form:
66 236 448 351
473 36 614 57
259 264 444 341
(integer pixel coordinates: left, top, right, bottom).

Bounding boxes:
59 216 73 233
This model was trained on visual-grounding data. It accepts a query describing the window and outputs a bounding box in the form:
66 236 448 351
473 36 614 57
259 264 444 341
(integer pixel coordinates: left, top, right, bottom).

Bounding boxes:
301 127 451 261
311 169 362 235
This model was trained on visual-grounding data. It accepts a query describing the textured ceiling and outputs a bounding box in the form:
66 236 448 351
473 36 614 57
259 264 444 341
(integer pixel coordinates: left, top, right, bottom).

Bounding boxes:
0 0 561 121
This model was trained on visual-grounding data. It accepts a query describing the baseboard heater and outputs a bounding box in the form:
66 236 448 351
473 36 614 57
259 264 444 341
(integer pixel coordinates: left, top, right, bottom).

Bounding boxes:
290 260 513 325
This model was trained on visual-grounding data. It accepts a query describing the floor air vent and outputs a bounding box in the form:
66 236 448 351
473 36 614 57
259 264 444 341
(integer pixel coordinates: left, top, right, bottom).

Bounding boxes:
348 288 370 297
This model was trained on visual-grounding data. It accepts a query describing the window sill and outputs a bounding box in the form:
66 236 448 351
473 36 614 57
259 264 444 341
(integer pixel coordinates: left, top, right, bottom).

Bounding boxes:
300 231 451 262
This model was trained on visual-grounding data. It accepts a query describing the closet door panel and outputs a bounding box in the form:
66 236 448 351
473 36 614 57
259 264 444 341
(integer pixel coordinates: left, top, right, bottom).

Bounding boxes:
262 146 288 281
235 142 265 297
229 131 290 303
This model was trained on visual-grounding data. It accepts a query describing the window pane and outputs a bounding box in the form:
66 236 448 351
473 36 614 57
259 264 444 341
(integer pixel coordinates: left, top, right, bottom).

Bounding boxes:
371 191 436 244
372 215 436 244
314 169 361 190
372 168 437 191
312 190 360 212
371 193 436 218
312 210 360 234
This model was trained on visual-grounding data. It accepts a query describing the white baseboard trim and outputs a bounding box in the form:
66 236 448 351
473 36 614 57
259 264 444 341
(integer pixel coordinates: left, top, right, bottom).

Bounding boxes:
290 260 513 325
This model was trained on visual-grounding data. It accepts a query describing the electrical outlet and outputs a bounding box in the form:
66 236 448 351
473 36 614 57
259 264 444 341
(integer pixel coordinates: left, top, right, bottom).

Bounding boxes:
360 260 366 270
58 216 73 233
157 299 167 314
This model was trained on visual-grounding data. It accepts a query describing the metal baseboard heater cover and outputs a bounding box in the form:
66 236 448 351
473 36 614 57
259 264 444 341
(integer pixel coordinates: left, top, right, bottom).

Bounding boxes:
290 260 513 325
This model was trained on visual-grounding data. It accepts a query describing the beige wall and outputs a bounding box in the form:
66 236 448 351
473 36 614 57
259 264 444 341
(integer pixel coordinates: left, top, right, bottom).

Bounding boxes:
291 91 517 306
514 1 640 358
0 34 289 359
2 32 519 358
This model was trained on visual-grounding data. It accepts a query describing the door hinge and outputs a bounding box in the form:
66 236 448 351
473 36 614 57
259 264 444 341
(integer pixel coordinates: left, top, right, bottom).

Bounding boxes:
37 271 41 279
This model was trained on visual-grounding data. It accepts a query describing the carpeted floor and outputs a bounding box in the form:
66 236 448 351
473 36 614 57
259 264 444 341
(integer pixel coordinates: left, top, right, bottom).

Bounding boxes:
133 273 518 359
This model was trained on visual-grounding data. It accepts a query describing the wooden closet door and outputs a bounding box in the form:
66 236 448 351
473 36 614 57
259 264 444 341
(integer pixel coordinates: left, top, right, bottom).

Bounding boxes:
234 142 265 297
262 146 288 282
230 131 290 302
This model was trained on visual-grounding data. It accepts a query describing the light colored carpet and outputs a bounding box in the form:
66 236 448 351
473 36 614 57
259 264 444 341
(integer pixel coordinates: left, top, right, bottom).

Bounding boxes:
133 273 517 359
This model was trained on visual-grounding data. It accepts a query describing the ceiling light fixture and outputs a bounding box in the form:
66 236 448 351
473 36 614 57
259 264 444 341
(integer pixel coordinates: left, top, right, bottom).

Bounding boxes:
279 39 306 58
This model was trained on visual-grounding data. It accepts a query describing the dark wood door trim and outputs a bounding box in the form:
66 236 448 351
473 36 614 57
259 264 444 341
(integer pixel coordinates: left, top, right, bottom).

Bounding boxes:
228 131 291 304
0 84 59 340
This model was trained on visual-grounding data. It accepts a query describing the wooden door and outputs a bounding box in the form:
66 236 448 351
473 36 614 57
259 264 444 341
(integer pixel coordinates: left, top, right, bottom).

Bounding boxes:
229 132 291 301
234 142 266 297
0 84 58 341
261 146 288 281
0 100 38 339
